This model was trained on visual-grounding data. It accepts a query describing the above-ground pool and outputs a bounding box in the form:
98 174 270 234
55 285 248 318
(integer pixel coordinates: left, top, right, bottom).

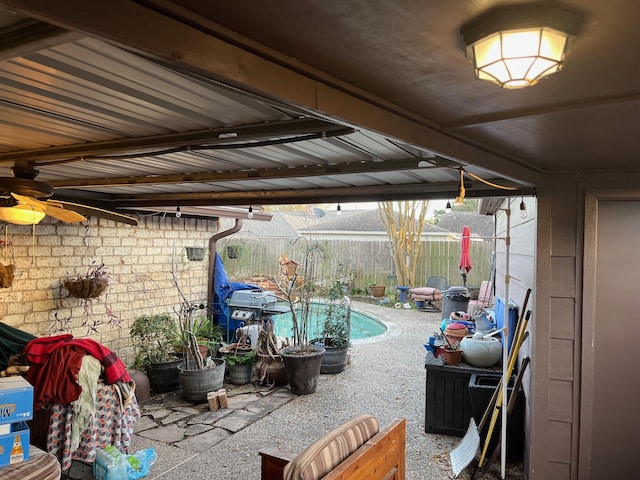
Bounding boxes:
271 302 387 341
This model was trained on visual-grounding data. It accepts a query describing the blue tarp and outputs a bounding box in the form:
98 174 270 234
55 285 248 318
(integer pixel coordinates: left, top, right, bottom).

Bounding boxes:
212 252 259 340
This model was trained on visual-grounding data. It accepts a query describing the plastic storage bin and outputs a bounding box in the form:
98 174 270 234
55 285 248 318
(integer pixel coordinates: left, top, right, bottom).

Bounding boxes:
424 363 500 436
493 296 518 355
468 374 525 461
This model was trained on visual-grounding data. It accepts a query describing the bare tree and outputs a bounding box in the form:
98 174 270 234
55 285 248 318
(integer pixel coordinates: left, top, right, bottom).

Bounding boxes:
378 200 430 286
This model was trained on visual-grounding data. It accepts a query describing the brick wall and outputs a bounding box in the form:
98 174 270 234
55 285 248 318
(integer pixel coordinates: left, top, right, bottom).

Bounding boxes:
0 215 219 365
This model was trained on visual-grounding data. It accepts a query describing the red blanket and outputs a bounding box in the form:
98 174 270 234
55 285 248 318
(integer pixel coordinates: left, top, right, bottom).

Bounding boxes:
27 345 84 410
24 334 131 409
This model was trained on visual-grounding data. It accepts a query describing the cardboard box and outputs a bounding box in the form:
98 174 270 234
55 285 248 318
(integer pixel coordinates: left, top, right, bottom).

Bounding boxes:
0 377 33 424
0 422 30 467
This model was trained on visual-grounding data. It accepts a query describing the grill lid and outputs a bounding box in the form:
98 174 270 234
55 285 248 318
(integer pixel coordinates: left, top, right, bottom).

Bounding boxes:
228 290 278 309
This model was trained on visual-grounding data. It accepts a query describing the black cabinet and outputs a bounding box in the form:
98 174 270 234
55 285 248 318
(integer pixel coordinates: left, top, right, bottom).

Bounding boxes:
424 363 501 436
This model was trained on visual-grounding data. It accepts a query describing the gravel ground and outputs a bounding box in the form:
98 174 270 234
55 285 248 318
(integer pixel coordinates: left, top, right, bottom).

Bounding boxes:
132 300 525 480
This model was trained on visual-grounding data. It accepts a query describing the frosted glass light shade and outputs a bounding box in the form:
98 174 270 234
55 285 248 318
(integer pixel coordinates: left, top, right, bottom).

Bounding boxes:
470 27 569 88
0 205 46 225
460 2 582 89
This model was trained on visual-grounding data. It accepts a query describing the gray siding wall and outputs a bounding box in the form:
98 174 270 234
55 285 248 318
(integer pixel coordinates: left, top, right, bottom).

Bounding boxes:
531 172 640 479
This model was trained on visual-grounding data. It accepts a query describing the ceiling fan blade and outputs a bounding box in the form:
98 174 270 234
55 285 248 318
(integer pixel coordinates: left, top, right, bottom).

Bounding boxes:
51 200 139 226
12 193 86 223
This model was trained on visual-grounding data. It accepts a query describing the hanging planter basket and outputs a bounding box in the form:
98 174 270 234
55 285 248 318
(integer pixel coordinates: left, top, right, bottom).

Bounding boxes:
64 278 108 299
186 247 206 262
0 263 15 288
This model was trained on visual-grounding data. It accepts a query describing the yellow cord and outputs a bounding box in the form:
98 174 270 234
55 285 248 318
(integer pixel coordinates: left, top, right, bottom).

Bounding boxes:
465 170 519 191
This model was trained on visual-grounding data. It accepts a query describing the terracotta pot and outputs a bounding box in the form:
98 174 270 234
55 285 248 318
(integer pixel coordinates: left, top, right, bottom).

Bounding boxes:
127 369 150 404
440 348 462 366
368 285 386 298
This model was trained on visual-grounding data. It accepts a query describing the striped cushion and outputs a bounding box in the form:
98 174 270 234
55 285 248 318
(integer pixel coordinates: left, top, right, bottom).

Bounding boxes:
3 446 61 480
410 287 441 301
284 414 379 480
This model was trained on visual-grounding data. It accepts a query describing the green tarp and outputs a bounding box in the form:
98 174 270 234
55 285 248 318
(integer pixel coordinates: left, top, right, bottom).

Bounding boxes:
0 322 36 370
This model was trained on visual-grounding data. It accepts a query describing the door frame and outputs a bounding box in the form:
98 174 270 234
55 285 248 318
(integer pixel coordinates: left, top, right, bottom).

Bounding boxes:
580 187 640 477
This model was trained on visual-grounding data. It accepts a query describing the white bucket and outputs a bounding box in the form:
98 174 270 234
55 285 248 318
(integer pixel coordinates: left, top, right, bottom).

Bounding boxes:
238 324 260 347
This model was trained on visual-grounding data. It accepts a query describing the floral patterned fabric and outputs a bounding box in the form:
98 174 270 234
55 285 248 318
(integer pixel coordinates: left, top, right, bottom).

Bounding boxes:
45 381 140 471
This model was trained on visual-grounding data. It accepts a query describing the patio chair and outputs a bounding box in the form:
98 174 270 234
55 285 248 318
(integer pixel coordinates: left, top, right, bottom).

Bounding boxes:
410 276 449 312
468 280 493 313
259 414 406 480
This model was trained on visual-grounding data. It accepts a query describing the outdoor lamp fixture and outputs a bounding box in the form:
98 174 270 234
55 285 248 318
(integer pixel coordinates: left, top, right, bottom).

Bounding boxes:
520 195 528 219
247 205 254 219
445 199 452 212
336 204 342 216
175 206 182 218
0 204 46 225
460 2 583 89
454 169 465 206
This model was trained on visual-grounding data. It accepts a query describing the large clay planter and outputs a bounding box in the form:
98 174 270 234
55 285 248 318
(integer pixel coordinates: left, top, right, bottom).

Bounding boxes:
280 345 325 395
368 285 386 298
179 358 225 403
127 369 151 404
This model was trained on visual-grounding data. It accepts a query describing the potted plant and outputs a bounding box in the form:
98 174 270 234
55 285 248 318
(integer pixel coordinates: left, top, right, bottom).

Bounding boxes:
130 313 182 394
174 301 225 403
313 280 351 374
275 242 325 395
181 314 223 359
224 348 256 385
64 261 110 299
367 282 386 298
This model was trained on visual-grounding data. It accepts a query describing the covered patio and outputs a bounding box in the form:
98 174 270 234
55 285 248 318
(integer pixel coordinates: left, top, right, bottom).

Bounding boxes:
64 301 522 480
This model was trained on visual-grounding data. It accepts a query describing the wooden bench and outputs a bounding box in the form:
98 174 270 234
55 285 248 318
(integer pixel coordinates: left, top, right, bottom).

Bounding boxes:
259 415 406 480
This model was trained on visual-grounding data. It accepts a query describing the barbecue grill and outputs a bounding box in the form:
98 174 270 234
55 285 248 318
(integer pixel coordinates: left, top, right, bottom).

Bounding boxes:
228 289 289 323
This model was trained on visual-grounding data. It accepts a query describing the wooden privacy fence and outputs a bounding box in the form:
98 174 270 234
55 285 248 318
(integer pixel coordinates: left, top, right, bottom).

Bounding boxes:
217 237 494 291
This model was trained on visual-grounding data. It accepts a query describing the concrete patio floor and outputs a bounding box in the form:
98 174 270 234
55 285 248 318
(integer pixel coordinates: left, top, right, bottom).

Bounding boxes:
64 301 524 480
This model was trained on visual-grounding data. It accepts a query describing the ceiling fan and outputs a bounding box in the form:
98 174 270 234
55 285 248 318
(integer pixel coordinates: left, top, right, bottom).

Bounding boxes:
0 161 138 226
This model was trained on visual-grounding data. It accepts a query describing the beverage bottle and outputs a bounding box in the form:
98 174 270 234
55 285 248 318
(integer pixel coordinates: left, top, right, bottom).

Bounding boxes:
9 434 23 464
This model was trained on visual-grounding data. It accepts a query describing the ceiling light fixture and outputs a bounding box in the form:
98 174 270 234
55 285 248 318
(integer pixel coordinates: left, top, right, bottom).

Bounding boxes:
248 205 254 219
175 206 181 218
460 2 583 89
0 204 46 225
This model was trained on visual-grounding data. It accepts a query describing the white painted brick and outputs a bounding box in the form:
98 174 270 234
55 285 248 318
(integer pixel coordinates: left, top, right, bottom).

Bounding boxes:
31 268 54 280
52 245 76 256
7 301 33 314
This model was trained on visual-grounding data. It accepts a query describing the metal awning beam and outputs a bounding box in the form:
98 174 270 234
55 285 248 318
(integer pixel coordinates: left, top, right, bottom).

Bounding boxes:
0 117 347 164
107 180 527 207
0 18 83 61
49 158 448 188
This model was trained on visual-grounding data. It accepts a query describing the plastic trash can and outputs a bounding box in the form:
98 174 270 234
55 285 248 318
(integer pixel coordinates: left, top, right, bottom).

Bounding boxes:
468 374 525 461
441 286 470 321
